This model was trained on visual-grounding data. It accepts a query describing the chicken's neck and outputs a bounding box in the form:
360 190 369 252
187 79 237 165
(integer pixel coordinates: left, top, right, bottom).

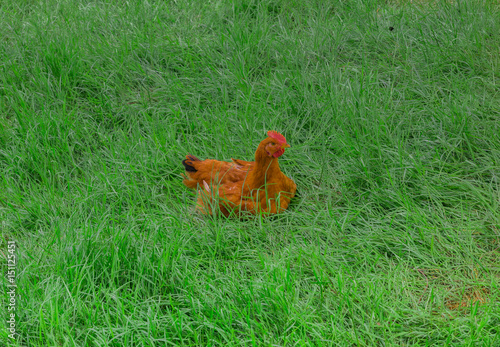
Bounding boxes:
247 148 282 188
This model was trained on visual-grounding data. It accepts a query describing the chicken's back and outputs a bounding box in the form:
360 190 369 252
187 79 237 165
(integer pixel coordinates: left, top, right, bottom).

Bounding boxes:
182 155 253 189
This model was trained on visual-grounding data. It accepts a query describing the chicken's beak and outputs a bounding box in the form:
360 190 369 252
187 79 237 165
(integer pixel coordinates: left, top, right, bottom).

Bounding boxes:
282 144 291 149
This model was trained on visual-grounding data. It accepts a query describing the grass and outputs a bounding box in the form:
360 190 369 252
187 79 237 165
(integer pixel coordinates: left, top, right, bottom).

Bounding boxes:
1 0 499 345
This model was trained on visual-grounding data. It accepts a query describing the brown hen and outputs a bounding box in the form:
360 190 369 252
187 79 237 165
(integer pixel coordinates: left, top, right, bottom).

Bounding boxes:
182 131 296 217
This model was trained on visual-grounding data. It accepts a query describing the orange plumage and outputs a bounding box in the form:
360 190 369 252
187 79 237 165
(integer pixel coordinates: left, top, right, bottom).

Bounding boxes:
181 131 297 217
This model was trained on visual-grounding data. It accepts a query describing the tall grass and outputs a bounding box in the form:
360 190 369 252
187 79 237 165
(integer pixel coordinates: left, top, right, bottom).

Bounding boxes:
1 0 499 345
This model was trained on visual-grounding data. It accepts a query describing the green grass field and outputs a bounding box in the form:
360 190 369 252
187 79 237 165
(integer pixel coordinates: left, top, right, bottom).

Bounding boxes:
1 0 499 345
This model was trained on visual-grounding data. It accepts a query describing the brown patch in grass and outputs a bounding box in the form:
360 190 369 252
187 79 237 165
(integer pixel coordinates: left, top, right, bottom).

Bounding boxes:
445 286 490 311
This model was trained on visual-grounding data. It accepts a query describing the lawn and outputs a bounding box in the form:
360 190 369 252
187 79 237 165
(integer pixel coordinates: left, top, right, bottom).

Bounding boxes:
1 0 499 345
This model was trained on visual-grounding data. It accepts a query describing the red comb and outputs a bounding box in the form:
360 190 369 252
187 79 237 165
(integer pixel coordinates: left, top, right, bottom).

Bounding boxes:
267 130 287 144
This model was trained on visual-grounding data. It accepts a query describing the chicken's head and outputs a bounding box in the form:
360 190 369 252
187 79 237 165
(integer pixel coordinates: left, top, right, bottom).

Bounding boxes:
264 130 290 158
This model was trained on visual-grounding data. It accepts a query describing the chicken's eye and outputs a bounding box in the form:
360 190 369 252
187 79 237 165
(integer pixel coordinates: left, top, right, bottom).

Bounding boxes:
270 142 276 146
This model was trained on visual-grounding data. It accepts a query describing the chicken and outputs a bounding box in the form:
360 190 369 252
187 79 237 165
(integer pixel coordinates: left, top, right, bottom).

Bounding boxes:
181 130 297 217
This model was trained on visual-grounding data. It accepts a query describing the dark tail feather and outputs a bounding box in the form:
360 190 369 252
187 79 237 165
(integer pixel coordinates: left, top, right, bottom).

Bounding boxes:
186 154 200 162
182 160 197 172
182 154 201 172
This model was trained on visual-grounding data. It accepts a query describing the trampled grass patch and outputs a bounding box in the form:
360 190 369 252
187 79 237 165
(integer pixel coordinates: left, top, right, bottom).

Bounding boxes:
1 0 499 345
